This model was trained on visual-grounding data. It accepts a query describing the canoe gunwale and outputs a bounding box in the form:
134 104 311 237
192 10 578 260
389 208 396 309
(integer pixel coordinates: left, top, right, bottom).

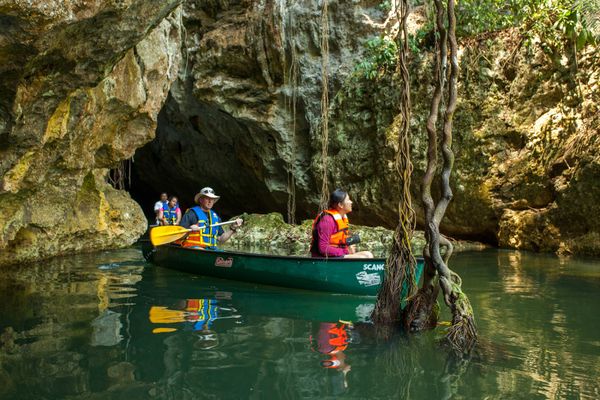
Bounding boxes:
171 245 388 263
158 244 426 264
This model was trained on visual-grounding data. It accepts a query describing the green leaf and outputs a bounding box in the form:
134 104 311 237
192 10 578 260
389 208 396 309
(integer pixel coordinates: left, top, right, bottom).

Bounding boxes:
576 30 588 50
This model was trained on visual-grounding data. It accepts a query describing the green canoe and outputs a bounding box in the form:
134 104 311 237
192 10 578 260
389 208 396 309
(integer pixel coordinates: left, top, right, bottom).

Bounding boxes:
143 242 424 297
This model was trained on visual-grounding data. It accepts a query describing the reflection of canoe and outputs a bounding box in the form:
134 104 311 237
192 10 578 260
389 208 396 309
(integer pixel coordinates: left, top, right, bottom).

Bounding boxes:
142 241 424 297
129 267 381 383
138 266 380 323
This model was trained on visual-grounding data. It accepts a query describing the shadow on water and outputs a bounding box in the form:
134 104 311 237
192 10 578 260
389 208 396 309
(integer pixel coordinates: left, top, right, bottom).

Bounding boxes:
1 247 600 399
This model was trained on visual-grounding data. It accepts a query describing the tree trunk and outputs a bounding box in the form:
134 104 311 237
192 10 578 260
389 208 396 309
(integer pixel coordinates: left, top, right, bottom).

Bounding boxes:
403 0 477 354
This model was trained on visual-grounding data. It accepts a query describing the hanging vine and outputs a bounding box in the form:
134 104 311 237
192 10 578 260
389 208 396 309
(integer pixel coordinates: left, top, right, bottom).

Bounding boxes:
281 0 299 224
438 0 477 354
372 0 418 332
108 158 133 190
318 0 330 211
401 0 448 335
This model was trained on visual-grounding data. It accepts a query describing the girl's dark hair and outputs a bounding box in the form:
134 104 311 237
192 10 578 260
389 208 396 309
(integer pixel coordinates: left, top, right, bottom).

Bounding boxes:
328 189 348 209
168 195 178 202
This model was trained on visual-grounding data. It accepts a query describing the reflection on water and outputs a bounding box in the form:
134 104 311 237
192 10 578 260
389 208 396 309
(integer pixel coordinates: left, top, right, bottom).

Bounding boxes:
1 248 600 399
149 298 242 335
313 322 353 393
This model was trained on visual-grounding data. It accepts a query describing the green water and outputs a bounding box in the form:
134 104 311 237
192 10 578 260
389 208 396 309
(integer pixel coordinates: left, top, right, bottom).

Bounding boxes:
1 248 599 399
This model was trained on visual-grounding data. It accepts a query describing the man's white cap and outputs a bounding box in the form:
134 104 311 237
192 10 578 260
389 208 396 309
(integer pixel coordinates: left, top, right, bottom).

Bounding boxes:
194 187 220 203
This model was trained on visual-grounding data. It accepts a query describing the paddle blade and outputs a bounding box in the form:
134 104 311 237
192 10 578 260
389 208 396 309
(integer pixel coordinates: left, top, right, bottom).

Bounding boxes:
149 226 190 246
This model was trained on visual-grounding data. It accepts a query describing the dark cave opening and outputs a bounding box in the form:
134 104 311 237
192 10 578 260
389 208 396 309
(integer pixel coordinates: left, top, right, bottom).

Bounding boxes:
123 95 309 225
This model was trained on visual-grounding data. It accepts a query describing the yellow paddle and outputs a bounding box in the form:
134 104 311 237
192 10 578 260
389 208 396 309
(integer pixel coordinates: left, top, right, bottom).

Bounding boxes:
149 220 239 246
150 225 191 246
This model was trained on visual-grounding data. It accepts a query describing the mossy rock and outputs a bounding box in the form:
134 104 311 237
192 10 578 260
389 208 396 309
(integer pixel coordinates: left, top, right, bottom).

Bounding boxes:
226 213 483 257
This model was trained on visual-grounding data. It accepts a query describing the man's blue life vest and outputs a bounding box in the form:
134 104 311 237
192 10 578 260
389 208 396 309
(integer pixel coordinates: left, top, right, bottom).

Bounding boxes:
183 206 221 249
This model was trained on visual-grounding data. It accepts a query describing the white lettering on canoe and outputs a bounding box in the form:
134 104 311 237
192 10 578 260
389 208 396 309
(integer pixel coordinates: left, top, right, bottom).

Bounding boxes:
362 263 385 271
215 257 233 268
356 271 381 287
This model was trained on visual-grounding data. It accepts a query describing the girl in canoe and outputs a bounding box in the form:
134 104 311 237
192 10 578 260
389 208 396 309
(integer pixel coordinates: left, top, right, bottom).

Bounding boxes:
310 189 373 258
158 196 181 226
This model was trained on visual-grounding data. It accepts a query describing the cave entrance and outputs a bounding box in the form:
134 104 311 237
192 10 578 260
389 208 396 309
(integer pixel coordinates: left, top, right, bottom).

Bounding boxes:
117 106 284 225
106 157 165 225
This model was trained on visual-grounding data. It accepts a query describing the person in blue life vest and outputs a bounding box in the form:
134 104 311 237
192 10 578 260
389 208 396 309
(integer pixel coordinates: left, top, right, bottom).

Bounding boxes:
184 298 219 331
153 192 168 225
185 298 223 350
179 187 243 249
158 196 182 226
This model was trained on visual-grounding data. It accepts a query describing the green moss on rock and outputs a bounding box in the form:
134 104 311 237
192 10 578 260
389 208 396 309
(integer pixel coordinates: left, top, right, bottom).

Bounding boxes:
226 213 485 256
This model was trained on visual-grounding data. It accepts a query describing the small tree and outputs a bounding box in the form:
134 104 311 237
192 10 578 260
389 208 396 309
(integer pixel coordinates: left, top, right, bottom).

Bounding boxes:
406 0 477 354
373 0 477 354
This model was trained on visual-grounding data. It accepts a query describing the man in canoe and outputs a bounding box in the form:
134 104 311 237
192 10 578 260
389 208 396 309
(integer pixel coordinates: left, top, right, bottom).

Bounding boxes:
310 189 374 258
179 187 243 249
153 192 168 225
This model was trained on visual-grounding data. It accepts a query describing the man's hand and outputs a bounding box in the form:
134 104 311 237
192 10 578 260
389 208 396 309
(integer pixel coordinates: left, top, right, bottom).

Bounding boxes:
231 218 243 232
190 224 202 231
218 219 243 244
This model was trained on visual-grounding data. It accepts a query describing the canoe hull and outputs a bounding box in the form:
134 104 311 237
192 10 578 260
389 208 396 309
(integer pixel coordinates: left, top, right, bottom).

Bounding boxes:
144 243 423 296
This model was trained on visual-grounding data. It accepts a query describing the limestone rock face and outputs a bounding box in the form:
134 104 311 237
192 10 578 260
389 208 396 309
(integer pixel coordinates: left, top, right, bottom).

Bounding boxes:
133 0 383 218
132 1 600 254
136 1 600 253
469 41 600 255
327 31 600 255
2 0 599 263
0 2 183 265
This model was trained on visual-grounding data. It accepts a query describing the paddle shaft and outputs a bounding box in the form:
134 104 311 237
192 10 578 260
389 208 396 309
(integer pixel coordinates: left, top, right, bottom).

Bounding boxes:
180 219 241 234
149 220 241 245
169 219 240 234
196 220 239 229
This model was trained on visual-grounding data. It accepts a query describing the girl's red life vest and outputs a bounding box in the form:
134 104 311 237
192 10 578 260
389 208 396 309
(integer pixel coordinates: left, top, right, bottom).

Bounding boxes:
314 322 350 355
327 324 349 352
310 209 350 254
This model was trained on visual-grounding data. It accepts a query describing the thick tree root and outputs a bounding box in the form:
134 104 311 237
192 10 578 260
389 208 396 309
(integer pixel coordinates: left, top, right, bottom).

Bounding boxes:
401 286 439 332
443 282 477 355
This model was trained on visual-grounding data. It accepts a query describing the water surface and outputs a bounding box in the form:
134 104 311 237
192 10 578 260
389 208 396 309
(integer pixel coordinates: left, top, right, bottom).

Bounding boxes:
0 248 599 399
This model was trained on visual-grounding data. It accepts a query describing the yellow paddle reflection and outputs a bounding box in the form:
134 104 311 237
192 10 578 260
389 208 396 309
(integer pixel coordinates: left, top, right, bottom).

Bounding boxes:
149 298 239 334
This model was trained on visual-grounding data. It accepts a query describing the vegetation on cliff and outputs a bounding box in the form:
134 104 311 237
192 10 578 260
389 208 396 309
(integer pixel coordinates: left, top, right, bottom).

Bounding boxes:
329 0 600 255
